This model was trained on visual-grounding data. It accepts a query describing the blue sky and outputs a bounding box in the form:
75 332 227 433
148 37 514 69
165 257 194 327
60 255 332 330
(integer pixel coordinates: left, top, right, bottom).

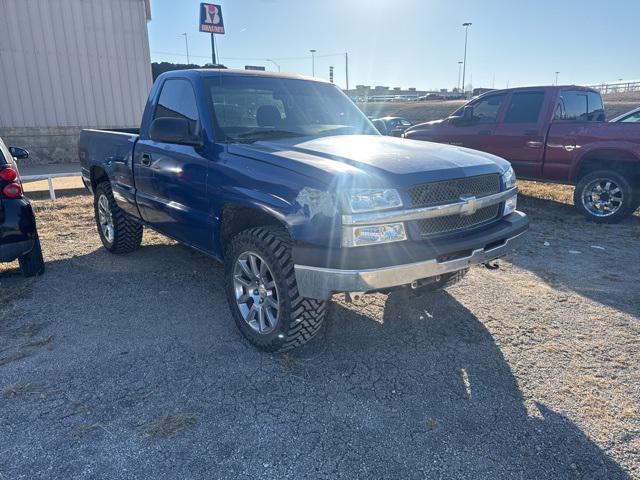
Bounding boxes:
148 0 640 91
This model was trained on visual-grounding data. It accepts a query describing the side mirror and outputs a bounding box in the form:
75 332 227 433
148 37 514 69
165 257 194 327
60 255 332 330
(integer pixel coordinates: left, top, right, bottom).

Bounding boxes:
149 117 202 146
449 105 474 126
9 147 29 160
462 105 474 122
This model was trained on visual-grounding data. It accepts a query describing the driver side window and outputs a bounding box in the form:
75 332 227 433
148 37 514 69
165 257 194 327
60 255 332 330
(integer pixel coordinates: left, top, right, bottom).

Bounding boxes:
470 93 506 124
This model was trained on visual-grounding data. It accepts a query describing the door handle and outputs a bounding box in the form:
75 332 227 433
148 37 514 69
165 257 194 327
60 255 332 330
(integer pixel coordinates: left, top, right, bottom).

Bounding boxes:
524 130 539 136
526 141 543 148
478 130 492 136
141 153 152 166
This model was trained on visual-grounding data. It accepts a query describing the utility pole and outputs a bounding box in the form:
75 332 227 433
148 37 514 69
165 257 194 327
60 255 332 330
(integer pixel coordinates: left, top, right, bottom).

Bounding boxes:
181 33 190 64
309 49 317 76
457 61 463 92
554 71 560 85
461 22 472 97
345 52 350 91
266 59 281 72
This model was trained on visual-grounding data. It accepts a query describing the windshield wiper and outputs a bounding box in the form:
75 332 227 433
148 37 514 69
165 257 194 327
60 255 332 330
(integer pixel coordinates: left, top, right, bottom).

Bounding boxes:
234 129 304 143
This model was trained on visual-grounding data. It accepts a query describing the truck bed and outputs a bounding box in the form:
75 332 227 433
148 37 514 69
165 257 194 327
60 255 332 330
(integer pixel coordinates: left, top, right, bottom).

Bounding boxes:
79 128 140 216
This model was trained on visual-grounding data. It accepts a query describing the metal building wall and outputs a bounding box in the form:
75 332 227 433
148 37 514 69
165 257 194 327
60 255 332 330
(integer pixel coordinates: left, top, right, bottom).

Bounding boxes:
0 0 153 129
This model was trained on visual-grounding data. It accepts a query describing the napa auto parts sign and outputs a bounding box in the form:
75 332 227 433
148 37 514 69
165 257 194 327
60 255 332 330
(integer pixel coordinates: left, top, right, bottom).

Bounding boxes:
200 3 225 34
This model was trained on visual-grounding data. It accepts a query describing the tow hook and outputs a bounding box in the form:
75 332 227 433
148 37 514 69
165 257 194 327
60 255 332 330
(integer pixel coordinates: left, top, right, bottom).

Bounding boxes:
483 261 500 270
345 292 365 302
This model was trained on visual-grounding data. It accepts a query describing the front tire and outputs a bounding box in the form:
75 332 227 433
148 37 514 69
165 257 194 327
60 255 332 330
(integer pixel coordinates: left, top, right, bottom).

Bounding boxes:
574 170 635 223
19 234 45 277
94 181 143 253
225 226 327 353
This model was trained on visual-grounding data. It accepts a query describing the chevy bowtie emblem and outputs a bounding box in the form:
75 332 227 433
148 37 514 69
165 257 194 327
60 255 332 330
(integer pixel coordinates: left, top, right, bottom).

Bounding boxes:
459 195 478 216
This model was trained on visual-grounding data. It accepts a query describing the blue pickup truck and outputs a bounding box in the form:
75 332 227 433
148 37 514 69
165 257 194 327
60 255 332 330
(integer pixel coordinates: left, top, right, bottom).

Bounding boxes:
79 69 528 352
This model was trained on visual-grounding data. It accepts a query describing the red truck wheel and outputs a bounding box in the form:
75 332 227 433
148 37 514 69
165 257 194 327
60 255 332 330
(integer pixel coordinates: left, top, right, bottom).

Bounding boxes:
574 170 636 223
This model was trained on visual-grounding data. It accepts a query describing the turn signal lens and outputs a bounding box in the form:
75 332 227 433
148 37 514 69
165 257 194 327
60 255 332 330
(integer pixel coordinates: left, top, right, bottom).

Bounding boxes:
2 183 23 199
0 167 18 182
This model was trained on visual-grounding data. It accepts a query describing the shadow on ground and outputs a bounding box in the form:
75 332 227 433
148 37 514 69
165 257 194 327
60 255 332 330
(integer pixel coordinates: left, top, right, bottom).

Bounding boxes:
0 240 633 479
511 193 640 317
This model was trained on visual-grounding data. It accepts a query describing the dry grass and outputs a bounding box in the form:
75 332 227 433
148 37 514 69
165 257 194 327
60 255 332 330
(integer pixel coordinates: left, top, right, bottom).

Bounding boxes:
1 383 30 399
0 351 29 367
72 423 100 438
141 414 197 438
560 375 639 429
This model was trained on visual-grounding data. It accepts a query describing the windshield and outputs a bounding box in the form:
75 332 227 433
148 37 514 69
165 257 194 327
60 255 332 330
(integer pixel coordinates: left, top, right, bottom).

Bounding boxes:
204 75 378 142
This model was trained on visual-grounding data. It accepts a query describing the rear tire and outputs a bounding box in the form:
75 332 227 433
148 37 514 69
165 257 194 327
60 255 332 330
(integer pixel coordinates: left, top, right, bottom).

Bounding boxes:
574 170 635 223
225 226 327 353
94 181 143 253
19 234 45 277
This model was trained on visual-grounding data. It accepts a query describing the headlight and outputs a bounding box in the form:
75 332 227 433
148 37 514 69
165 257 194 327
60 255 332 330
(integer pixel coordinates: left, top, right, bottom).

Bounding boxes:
343 223 407 247
345 189 403 213
502 166 516 189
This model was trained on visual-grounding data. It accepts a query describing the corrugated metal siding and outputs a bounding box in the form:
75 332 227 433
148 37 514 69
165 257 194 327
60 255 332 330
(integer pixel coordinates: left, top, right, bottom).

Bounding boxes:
0 0 152 128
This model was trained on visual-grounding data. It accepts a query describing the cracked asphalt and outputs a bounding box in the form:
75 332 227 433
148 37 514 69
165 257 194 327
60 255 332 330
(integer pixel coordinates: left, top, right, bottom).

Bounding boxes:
1 189 639 479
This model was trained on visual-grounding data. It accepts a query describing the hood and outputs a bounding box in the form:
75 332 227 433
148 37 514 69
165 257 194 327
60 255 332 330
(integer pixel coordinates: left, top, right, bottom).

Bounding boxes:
227 134 509 189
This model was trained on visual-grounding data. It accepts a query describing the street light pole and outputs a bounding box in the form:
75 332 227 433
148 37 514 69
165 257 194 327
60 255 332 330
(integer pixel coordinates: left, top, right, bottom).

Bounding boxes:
345 52 350 91
457 61 463 93
554 71 560 85
461 22 472 97
266 59 281 72
309 49 317 76
181 33 190 65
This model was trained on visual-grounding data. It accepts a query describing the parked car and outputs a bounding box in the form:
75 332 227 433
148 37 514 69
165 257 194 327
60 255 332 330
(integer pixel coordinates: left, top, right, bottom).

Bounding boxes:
79 69 528 352
610 106 640 123
404 86 640 222
418 94 446 101
0 138 45 276
372 116 414 136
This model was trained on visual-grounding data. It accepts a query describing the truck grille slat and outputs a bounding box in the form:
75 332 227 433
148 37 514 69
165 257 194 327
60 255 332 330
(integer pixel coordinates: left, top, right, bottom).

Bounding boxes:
408 174 501 236
415 205 500 235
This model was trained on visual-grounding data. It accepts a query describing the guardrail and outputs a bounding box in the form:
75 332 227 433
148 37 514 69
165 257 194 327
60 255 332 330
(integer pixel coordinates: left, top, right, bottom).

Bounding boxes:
21 172 82 201
587 80 640 95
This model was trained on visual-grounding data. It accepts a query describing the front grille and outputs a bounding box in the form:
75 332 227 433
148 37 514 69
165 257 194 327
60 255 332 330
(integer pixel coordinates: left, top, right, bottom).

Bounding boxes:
415 204 500 236
408 174 502 236
408 174 501 207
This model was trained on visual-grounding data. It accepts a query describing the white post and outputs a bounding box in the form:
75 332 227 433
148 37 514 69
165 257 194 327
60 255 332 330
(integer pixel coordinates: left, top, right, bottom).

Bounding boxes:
47 176 56 201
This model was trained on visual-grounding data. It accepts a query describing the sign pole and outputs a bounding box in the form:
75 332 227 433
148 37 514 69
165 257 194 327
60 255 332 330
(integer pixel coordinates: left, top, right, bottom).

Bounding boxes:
211 33 216 64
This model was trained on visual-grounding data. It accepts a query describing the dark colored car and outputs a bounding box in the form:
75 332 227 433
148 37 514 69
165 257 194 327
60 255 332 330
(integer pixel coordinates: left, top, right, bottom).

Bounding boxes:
0 138 45 276
404 86 640 222
610 106 640 123
80 69 527 352
372 116 413 136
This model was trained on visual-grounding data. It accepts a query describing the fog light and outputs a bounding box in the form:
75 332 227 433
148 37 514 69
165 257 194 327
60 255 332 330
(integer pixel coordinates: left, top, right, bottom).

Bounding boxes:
504 195 517 216
343 223 407 247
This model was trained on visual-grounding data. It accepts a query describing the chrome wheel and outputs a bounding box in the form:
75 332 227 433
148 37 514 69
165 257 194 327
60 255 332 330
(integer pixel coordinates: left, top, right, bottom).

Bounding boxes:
233 251 280 335
97 194 115 243
581 178 624 217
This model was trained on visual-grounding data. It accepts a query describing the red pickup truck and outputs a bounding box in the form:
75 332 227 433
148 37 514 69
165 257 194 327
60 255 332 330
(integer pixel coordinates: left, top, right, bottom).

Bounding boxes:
404 86 640 222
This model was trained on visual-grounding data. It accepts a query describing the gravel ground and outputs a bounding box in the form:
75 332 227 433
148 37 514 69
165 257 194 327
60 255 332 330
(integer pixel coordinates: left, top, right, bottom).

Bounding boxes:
1 186 639 479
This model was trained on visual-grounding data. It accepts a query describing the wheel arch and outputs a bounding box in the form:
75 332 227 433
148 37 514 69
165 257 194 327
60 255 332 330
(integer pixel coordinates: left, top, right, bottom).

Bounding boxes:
218 202 291 257
90 165 109 190
573 149 640 184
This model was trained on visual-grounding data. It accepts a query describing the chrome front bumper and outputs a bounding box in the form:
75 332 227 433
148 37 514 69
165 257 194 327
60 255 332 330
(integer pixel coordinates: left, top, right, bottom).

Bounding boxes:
294 230 526 299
